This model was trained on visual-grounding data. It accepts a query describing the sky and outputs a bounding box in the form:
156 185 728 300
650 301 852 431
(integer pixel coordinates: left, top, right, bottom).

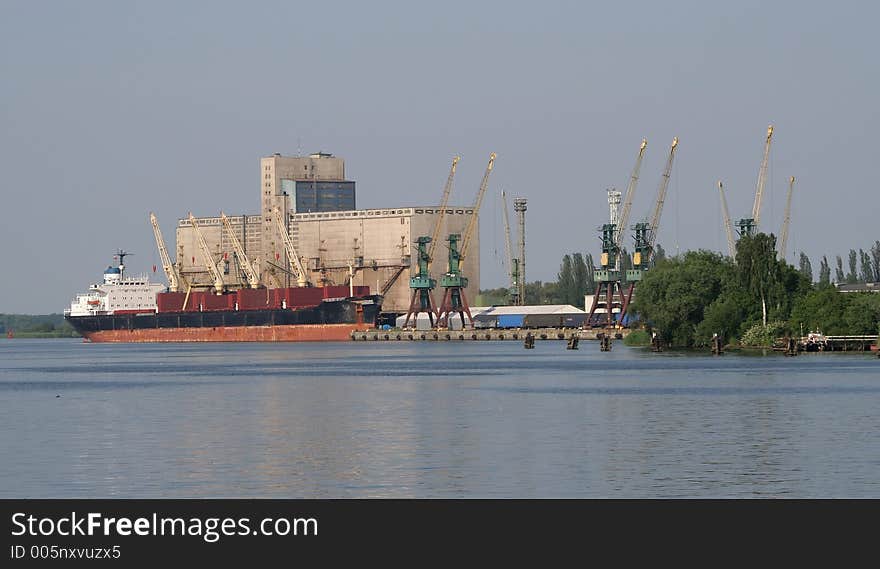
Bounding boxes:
1 0 878 313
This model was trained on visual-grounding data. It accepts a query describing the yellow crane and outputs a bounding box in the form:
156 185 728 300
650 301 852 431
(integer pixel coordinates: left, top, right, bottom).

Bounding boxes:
717 181 736 258
188 212 224 294
778 176 795 261
459 153 496 261
751 125 774 228
613 138 648 268
501 189 520 305
274 208 310 287
427 156 460 270
149 212 186 292
220 212 260 289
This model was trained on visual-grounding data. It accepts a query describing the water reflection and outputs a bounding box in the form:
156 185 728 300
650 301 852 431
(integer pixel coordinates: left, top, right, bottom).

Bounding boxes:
0 339 878 497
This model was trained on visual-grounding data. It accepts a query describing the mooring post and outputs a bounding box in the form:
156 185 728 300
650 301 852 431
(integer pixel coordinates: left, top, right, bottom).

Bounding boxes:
651 331 663 353
711 333 723 355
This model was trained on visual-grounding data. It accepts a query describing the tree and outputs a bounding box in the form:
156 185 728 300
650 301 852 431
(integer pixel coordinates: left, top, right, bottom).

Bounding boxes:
835 255 845 283
584 253 596 294
847 249 858 284
653 243 667 264
860 249 873 284
631 250 736 347
798 252 813 283
572 253 589 305
736 233 781 326
556 255 575 305
818 256 831 287
872 241 880 282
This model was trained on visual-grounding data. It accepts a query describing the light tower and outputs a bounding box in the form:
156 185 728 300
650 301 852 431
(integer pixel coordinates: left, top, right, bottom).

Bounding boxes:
513 198 527 304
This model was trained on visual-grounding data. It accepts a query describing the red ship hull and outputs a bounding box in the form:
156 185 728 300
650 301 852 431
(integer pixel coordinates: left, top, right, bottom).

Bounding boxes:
82 323 369 343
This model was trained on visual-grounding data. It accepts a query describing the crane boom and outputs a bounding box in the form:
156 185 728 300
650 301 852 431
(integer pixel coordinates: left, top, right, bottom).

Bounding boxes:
501 189 515 291
460 153 496 260
614 138 648 263
717 181 736 258
188 212 224 294
150 212 184 292
778 175 795 261
274 208 309 287
751 124 774 227
220 212 260 289
647 137 679 249
427 156 460 268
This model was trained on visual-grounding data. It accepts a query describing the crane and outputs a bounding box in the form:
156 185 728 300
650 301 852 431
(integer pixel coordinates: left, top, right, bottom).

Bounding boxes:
427 156 460 270
586 138 652 328
613 138 648 268
589 137 679 328
220 212 260 289
150 212 185 292
274 208 310 287
751 125 774 228
501 189 520 305
778 176 795 261
188 212 224 294
403 157 460 328
717 181 736 258
437 152 496 328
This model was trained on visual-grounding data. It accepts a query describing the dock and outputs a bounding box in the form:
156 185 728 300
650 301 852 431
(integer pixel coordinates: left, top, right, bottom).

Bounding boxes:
351 328 623 341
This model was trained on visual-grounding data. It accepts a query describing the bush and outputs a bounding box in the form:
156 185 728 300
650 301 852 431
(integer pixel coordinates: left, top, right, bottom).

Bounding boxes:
623 329 651 346
739 320 788 347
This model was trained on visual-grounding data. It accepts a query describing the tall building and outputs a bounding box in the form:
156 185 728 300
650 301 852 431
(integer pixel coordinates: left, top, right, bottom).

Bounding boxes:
176 151 479 315
260 152 355 286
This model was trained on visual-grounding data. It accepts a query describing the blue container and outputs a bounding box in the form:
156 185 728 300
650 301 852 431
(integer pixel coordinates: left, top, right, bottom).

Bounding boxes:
497 314 525 328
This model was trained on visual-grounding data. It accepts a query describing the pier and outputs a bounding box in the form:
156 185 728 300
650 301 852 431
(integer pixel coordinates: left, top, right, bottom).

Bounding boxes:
351 328 624 342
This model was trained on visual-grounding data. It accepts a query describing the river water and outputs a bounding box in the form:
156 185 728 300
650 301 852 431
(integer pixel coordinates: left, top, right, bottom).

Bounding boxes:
1 338 878 498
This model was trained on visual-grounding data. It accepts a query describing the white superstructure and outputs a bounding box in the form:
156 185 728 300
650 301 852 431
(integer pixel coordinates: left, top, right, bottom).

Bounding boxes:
65 259 166 317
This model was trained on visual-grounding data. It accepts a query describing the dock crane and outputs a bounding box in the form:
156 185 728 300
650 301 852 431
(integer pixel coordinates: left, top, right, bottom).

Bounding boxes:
736 125 773 237
188 212 224 294
717 181 736 258
437 153 496 329
501 190 520 305
592 136 678 328
613 138 648 269
586 138 649 328
220 212 260 289
274 208 310 287
628 137 679 275
403 156 460 328
778 176 795 261
150 212 186 292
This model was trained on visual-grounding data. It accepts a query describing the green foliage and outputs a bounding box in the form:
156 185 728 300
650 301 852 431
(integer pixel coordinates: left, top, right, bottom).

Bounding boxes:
740 320 788 347
818 256 831 286
623 329 651 346
631 249 735 347
0 314 78 338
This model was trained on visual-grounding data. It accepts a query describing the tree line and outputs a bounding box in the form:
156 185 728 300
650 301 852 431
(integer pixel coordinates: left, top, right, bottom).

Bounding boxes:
477 236 879 347
797 241 880 286
477 245 666 308
0 314 78 338
633 234 880 347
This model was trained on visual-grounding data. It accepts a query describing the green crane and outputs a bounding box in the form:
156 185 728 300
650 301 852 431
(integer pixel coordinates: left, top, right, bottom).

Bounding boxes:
402 157 460 328
437 153 496 329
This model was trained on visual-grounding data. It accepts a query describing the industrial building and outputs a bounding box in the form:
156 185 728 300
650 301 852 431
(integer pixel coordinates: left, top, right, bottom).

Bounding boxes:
174 151 479 315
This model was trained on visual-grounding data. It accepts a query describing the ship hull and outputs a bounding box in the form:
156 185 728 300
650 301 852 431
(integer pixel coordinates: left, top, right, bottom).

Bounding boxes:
65 296 381 343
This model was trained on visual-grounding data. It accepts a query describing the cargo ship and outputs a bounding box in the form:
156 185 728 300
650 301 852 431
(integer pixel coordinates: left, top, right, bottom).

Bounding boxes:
64 255 381 342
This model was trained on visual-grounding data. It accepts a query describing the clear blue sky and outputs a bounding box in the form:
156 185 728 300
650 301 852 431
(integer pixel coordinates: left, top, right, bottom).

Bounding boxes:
1 1 877 313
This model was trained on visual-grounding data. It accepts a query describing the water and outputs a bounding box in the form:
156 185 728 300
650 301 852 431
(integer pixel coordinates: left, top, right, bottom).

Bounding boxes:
1 338 878 498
